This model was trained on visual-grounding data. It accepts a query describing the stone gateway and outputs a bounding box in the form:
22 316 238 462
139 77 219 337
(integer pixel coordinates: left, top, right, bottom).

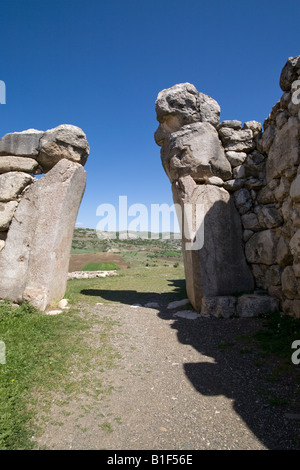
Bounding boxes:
0 124 89 311
155 55 300 318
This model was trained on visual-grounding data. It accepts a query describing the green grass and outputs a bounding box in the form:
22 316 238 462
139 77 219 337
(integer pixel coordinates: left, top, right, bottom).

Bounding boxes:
253 310 300 360
0 263 186 450
81 262 120 271
0 300 120 450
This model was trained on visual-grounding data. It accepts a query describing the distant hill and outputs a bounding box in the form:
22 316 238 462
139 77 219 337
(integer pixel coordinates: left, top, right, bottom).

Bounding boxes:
71 227 182 253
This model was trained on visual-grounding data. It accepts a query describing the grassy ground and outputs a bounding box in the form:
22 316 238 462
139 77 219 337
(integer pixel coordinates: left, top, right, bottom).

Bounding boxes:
1 229 299 449
66 265 186 308
1 267 300 449
0 262 187 450
0 299 123 450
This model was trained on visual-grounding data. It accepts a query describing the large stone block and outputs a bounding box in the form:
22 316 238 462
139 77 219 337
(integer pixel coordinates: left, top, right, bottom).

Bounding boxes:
0 129 43 157
290 229 300 260
266 117 300 182
0 125 90 174
0 172 34 202
282 299 300 318
236 294 279 317
38 124 90 172
162 122 232 183
290 174 300 202
245 229 278 265
279 55 300 92
0 159 86 311
218 127 254 152
281 265 300 299
0 201 18 231
173 182 254 311
0 156 40 174
201 296 237 318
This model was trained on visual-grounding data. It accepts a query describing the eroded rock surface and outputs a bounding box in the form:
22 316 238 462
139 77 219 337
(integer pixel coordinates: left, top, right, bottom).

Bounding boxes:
0 125 89 311
155 55 300 318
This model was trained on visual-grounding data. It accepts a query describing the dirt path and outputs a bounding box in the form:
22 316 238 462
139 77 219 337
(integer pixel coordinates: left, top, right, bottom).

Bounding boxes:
33 302 300 450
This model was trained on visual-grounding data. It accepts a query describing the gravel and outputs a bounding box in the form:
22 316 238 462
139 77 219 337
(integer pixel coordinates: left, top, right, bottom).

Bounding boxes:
33 303 300 450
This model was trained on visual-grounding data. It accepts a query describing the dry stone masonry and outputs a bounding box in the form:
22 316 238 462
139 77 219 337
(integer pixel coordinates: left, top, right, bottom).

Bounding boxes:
155 55 300 319
0 124 89 311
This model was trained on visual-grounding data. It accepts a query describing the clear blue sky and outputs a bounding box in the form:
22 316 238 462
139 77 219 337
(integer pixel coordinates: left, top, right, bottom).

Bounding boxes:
1 0 300 231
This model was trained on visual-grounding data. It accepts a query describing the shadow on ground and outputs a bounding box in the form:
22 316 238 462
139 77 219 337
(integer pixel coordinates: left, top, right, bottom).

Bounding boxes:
80 282 300 450
81 279 187 307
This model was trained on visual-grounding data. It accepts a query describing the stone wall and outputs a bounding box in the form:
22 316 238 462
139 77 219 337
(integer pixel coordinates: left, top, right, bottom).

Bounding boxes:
155 55 300 319
0 125 89 311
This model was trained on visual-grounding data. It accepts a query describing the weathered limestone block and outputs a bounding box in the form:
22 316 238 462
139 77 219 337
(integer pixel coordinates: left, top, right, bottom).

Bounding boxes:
155 82 221 131
243 229 253 242
257 184 277 204
282 299 300 318
0 159 86 311
0 129 43 157
251 264 281 290
201 296 237 318
0 172 34 202
226 151 247 167
161 122 232 183
198 92 221 127
290 229 300 260
236 294 279 318
292 205 300 227
0 201 18 231
233 164 246 179
293 262 300 277
277 235 293 268
243 151 266 179
281 265 300 299
218 127 254 152
254 205 283 229
276 110 289 130
290 174 300 202
245 229 278 265
279 55 300 92
266 117 300 182
265 265 282 287
38 125 90 172
205 176 224 186
251 264 269 289
274 176 290 202
218 120 242 130
244 177 265 192
0 125 89 174
172 180 254 311
234 188 252 214
0 156 40 174
241 212 261 231
223 178 246 192
155 83 201 128
281 196 294 223
243 121 262 137
256 124 275 154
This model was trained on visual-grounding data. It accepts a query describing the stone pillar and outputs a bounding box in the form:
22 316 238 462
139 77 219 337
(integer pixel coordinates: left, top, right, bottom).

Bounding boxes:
0 125 89 311
154 83 254 313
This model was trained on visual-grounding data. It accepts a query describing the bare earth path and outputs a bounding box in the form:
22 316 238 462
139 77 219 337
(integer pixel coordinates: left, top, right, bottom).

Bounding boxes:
34 302 300 450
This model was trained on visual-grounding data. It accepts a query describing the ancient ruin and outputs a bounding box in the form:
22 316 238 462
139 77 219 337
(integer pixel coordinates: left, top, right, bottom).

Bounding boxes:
155 55 300 318
0 124 89 311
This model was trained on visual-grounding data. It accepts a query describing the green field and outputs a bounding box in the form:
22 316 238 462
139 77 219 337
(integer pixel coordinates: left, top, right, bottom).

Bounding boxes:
81 262 120 271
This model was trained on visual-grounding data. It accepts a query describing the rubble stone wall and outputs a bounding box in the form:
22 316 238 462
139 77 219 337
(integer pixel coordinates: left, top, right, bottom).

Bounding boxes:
155 55 300 318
